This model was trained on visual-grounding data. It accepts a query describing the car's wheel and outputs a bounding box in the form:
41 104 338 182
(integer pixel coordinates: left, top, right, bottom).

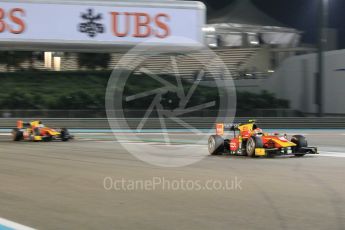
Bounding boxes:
291 135 307 157
12 128 23 141
33 127 41 136
246 136 264 158
208 135 224 155
43 134 52 142
60 128 70 142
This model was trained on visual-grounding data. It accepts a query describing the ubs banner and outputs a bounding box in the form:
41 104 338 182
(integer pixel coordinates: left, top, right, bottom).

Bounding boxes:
0 0 205 47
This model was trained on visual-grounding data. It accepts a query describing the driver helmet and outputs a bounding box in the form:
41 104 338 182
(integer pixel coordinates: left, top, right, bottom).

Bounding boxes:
253 128 263 135
38 120 45 128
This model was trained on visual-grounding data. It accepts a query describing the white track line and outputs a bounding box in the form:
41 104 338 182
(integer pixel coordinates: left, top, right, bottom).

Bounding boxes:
93 140 207 147
319 151 345 158
0 217 36 230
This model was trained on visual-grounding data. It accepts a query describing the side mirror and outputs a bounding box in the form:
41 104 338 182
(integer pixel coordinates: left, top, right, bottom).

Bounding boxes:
230 125 236 131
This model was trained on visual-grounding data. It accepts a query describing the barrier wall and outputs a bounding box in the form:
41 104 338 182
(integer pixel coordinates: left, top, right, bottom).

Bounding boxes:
1 117 345 129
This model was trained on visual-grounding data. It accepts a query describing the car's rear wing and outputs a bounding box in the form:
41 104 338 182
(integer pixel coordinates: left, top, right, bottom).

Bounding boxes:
215 123 237 135
16 120 30 129
215 121 258 136
17 120 23 129
216 123 224 135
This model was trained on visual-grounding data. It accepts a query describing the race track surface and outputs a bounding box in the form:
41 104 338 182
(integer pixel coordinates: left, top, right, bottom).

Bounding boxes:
0 130 345 230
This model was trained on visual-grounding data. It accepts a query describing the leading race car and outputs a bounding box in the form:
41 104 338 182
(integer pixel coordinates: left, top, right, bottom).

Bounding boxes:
12 120 73 142
208 120 318 158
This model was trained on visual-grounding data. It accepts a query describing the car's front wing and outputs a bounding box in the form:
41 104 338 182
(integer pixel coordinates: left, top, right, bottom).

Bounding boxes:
255 147 318 157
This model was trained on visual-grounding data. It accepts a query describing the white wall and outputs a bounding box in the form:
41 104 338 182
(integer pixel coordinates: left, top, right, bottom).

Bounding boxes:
235 49 345 115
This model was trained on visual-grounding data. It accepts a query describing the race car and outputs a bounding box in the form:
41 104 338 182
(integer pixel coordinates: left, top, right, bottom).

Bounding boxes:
208 120 318 157
12 120 73 142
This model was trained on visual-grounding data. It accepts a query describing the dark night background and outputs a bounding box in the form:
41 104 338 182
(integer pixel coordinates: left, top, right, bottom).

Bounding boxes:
192 0 345 48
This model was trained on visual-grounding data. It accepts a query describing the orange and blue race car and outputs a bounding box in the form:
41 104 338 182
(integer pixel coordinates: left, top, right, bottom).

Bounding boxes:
12 120 73 142
208 120 318 157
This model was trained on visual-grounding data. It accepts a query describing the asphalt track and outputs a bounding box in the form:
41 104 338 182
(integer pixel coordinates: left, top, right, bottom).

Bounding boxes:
0 130 345 230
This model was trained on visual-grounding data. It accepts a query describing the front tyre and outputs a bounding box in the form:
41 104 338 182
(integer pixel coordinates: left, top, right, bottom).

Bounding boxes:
246 137 263 158
291 135 307 157
60 128 70 142
208 135 224 156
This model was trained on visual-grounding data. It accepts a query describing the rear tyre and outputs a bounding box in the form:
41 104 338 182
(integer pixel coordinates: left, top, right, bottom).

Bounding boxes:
12 128 23 141
246 136 264 158
60 128 70 142
291 135 307 157
208 135 224 156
